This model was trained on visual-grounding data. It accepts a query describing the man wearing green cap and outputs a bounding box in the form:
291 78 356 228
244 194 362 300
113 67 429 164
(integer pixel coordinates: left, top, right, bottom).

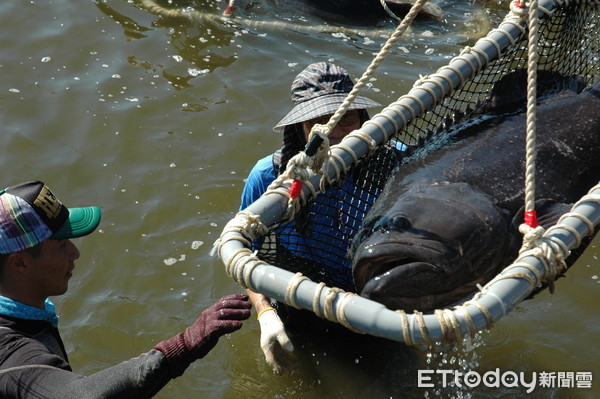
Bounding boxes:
0 181 251 398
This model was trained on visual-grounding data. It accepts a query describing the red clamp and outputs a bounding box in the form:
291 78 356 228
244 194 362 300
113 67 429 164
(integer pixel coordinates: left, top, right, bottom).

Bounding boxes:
290 179 303 199
524 210 539 228
223 5 234 16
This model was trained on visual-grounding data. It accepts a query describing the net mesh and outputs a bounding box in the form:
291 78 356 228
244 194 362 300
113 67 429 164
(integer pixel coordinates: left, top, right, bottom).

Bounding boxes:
254 1 599 294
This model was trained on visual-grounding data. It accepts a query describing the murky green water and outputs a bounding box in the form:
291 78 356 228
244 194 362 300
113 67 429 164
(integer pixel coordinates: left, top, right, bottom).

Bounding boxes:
1 0 597 398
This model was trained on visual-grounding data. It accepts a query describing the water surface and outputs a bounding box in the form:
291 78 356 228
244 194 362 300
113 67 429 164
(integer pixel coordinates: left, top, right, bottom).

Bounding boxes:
0 1 597 398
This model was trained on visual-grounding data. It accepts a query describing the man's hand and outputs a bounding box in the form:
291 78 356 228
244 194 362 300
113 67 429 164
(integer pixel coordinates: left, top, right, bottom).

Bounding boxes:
155 293 252 377
257 308 295 374
184 293 252 359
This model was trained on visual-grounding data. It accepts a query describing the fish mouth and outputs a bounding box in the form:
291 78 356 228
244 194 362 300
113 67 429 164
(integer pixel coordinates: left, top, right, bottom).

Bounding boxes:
356 257 445 295
352 238 467 311
353 239 451 289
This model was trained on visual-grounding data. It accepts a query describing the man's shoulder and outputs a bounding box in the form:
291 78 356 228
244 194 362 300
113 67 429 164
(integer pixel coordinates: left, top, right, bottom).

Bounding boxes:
0 314 51 334
0 315 70 370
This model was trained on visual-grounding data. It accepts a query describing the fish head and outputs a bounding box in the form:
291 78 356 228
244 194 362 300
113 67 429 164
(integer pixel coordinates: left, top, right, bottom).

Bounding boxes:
351 180 512 311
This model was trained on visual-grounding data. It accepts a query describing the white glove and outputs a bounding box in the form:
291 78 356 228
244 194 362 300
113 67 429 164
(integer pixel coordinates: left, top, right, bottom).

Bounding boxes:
257 308 295 374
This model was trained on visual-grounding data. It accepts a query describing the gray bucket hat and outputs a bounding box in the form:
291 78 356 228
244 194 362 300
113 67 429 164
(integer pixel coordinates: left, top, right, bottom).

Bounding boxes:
273 62 381 131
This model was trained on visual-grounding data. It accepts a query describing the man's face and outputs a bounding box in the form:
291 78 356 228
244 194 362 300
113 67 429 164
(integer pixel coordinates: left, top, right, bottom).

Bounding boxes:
302 110 361 145
24 239 80 298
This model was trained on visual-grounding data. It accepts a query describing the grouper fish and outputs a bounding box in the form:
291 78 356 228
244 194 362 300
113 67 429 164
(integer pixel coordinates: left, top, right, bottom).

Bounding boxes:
350 71 600 312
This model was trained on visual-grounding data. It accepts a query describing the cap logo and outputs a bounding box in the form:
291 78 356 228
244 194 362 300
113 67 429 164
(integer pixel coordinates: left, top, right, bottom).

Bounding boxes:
34 185 63 220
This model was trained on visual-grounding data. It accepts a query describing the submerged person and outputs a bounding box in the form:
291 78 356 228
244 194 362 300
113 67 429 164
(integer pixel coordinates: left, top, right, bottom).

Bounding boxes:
0 180 252 398
239 62 403 374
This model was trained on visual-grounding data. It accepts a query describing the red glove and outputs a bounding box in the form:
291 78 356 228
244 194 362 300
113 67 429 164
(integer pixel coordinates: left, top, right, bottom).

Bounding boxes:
155 293 252 377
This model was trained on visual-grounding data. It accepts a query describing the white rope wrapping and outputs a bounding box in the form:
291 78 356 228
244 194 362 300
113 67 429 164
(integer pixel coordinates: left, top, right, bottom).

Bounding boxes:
323 288 342 322
214 211 272 290
336 292 364 333
552 212 595 240
383 105 409 128
415 84 442 107
414 311 434 347
392 98 418 120
438 65 466 87
396 310 413 345
312 282 327 318
216 211 269 257
455 305 478 337
369 111 399 135
285 273 310 309
462 299 495 329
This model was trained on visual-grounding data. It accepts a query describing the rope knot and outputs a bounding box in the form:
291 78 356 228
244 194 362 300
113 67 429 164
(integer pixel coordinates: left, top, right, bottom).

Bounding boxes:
518 224 545 251
518 223 568 293
307 123 332 174
510 0 529 18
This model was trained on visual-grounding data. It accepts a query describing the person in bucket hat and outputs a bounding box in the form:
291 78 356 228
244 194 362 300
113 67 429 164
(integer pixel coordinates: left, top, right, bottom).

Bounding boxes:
239 62 396 375
241 62 381 210
272 61 380 175
0 180 251 398
273 62 380 132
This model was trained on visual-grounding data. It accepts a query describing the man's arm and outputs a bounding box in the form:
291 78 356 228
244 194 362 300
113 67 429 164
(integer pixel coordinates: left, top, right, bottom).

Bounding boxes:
0 294 251 399
0 349 171 399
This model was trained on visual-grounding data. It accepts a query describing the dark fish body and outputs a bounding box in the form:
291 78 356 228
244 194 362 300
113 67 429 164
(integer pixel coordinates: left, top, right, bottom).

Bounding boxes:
295 0 444 22
350 74 600 312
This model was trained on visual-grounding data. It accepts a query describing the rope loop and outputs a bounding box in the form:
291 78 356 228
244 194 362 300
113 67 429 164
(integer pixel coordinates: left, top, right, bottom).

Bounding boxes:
312 282 327 318
285 272 310 309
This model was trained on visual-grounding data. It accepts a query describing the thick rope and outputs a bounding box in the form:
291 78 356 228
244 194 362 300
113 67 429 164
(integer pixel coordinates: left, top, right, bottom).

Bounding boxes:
523 0 541 226
315 0 429 137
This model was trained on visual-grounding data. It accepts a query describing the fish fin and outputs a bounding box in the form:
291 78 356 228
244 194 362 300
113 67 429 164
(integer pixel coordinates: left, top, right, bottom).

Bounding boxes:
512 199 572 230
533 199 572 230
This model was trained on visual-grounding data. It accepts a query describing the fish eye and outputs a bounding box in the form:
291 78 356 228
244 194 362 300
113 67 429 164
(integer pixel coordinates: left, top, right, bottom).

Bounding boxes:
391 215 411 230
